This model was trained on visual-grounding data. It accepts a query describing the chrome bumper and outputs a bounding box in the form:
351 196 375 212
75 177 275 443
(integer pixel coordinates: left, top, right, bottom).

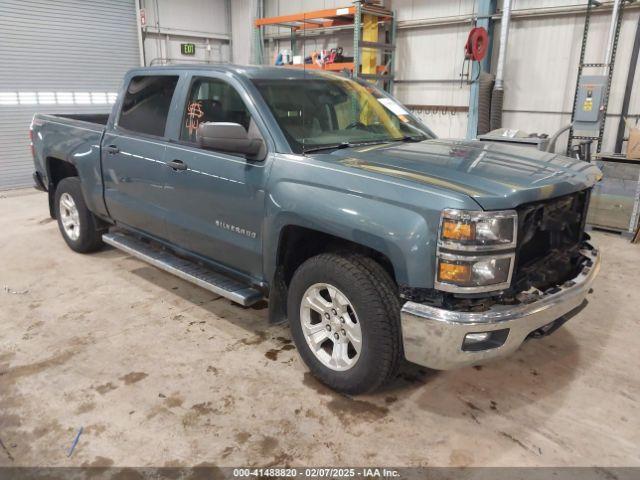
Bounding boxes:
400 246 600 370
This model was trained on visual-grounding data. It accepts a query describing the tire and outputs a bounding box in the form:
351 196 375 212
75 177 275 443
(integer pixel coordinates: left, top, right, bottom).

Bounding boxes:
54 177 104 253
288 253 402 394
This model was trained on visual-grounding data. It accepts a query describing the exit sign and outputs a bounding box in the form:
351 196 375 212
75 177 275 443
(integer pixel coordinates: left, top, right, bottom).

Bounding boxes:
181 43 196 55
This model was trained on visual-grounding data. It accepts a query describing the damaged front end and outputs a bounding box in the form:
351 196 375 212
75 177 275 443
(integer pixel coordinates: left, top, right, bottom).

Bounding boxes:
511 189 591 294
401 189 594 312
398 188 600 370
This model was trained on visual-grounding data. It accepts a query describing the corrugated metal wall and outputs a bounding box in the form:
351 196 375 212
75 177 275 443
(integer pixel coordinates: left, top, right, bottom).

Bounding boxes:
0 0 140 190
391 0 474 138
392 0 640 150
500 1 640 152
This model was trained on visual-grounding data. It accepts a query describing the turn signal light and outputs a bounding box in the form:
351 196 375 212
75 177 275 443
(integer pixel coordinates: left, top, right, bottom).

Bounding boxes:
438 261 471 283
442 219 474 241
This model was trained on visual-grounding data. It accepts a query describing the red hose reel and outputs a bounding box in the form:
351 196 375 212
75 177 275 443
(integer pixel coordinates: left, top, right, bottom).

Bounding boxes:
465 27 489 62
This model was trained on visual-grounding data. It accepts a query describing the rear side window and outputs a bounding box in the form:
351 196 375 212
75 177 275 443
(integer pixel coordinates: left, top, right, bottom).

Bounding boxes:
118 75 179 137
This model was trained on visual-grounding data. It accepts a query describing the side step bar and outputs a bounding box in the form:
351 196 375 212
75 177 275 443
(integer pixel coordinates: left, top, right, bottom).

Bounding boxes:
103 232 263 307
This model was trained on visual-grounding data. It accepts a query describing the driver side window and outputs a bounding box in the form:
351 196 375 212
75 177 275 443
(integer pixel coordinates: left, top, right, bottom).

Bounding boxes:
181 77 253 144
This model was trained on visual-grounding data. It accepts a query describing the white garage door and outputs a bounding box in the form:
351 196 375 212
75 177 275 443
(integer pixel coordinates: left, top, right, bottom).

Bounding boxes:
0 0 140 190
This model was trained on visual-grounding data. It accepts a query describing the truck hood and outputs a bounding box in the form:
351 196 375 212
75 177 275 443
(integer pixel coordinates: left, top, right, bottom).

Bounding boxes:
317 139 602 210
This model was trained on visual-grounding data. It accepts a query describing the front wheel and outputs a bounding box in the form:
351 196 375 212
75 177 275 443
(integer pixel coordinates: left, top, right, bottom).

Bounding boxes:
287 253 402 394
54 177 104 253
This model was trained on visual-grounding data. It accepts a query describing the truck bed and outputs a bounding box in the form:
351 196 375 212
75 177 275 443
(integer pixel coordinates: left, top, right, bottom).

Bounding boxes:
32 112 109 131
52 113 110 125
31 112 109 219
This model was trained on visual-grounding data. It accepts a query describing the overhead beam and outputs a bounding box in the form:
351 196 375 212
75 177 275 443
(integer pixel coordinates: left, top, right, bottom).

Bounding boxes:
254 7 355 27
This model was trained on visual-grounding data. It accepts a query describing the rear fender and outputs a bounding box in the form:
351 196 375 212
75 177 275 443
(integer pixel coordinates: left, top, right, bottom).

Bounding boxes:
36 120 107 218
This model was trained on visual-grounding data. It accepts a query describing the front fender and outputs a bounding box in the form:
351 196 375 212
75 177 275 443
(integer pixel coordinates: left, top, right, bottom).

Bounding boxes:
263 181 440 288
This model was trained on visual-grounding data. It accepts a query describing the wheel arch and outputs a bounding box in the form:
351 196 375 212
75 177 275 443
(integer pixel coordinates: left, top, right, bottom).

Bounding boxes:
275 224 398 288
46 156 79 218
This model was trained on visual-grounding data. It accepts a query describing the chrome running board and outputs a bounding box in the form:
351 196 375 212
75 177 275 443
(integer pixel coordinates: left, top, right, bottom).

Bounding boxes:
103 232 263 306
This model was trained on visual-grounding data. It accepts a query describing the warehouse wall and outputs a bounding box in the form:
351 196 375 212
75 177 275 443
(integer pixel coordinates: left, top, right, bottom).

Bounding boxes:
392 0 473 139
498 1 640 153
140 0 231 65
260 0 640 153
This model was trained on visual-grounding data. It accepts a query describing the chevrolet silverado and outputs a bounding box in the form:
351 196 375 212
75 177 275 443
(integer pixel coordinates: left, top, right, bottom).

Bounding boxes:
30 65 602 394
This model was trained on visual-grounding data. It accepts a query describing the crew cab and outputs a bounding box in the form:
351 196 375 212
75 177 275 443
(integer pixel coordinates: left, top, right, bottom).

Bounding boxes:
30 65 602 394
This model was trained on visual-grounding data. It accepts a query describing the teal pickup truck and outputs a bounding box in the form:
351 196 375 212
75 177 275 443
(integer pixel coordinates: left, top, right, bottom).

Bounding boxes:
30 65 602 394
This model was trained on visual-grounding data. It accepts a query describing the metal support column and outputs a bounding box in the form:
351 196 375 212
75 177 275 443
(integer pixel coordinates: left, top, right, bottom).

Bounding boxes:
615 12 640 153
134 0 146 66
353 1 362 80
466 0 497 139
252 0 265 65
388 14 397 92
225 0 233 62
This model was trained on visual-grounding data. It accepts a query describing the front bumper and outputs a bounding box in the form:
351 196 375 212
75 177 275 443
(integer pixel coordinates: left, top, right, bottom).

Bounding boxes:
400 246 600 370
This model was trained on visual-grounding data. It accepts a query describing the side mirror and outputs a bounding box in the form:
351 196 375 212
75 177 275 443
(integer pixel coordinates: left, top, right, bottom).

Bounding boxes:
197 122 264 160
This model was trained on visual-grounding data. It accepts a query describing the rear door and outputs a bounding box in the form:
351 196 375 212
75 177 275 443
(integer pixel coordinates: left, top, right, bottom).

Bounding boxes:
162 74 271 279
102 74 180 240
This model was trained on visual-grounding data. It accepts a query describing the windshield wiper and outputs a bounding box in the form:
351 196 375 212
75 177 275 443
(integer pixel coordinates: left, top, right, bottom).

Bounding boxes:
303 141 386 154
303 142 353 154
303 137 424 154
396 135 425 142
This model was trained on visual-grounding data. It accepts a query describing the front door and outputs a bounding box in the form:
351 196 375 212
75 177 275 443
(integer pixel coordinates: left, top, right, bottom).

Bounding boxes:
102 74 180 240
163 75 270 279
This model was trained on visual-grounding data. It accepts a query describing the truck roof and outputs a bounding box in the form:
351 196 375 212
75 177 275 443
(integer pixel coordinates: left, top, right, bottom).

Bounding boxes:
127 64 339 80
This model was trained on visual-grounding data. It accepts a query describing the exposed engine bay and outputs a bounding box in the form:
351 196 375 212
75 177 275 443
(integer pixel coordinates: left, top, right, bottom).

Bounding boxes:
401 189 593 312
510 189 590 293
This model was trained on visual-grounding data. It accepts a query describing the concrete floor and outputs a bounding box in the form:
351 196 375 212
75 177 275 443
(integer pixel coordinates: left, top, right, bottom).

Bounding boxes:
1 188 639 468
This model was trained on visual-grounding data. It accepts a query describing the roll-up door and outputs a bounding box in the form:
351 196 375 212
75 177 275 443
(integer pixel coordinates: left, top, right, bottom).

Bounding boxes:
0 0 140 189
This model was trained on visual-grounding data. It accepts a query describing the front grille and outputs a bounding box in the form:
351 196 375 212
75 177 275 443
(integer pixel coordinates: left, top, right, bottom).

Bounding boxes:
511 190 590 292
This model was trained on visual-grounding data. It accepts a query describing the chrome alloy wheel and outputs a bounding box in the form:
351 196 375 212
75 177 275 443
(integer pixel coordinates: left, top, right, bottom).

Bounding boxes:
59 192 80 241
300 283 362 371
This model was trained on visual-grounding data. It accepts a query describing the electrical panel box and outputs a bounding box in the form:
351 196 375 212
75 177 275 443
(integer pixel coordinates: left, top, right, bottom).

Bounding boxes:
573 75 607 133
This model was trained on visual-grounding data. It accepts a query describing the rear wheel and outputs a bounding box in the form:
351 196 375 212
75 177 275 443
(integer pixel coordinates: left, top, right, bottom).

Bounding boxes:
54 177 104 253
288 253 401 394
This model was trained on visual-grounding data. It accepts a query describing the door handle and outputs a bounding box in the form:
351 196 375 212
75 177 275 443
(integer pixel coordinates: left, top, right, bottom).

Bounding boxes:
168 159 188 171
105 144 119 155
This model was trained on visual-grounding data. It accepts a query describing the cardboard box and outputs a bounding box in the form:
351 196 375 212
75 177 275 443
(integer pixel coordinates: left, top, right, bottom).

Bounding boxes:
628 126 640 160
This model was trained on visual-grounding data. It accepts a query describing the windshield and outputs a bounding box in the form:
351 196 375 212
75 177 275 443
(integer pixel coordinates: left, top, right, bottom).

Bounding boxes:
251 76 434 153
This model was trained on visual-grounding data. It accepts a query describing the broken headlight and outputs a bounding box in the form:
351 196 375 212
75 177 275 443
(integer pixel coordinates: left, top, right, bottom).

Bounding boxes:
439 209 517 251
435 209 517 293
436 252 514 293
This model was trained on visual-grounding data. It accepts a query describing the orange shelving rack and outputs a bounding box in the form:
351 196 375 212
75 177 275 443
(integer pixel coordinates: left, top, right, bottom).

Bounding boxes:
253 1 396 92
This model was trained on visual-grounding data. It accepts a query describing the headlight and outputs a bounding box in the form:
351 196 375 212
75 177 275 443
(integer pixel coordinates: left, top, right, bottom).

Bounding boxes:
439 209 517 251
435 252 514 293
435 209 518 293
